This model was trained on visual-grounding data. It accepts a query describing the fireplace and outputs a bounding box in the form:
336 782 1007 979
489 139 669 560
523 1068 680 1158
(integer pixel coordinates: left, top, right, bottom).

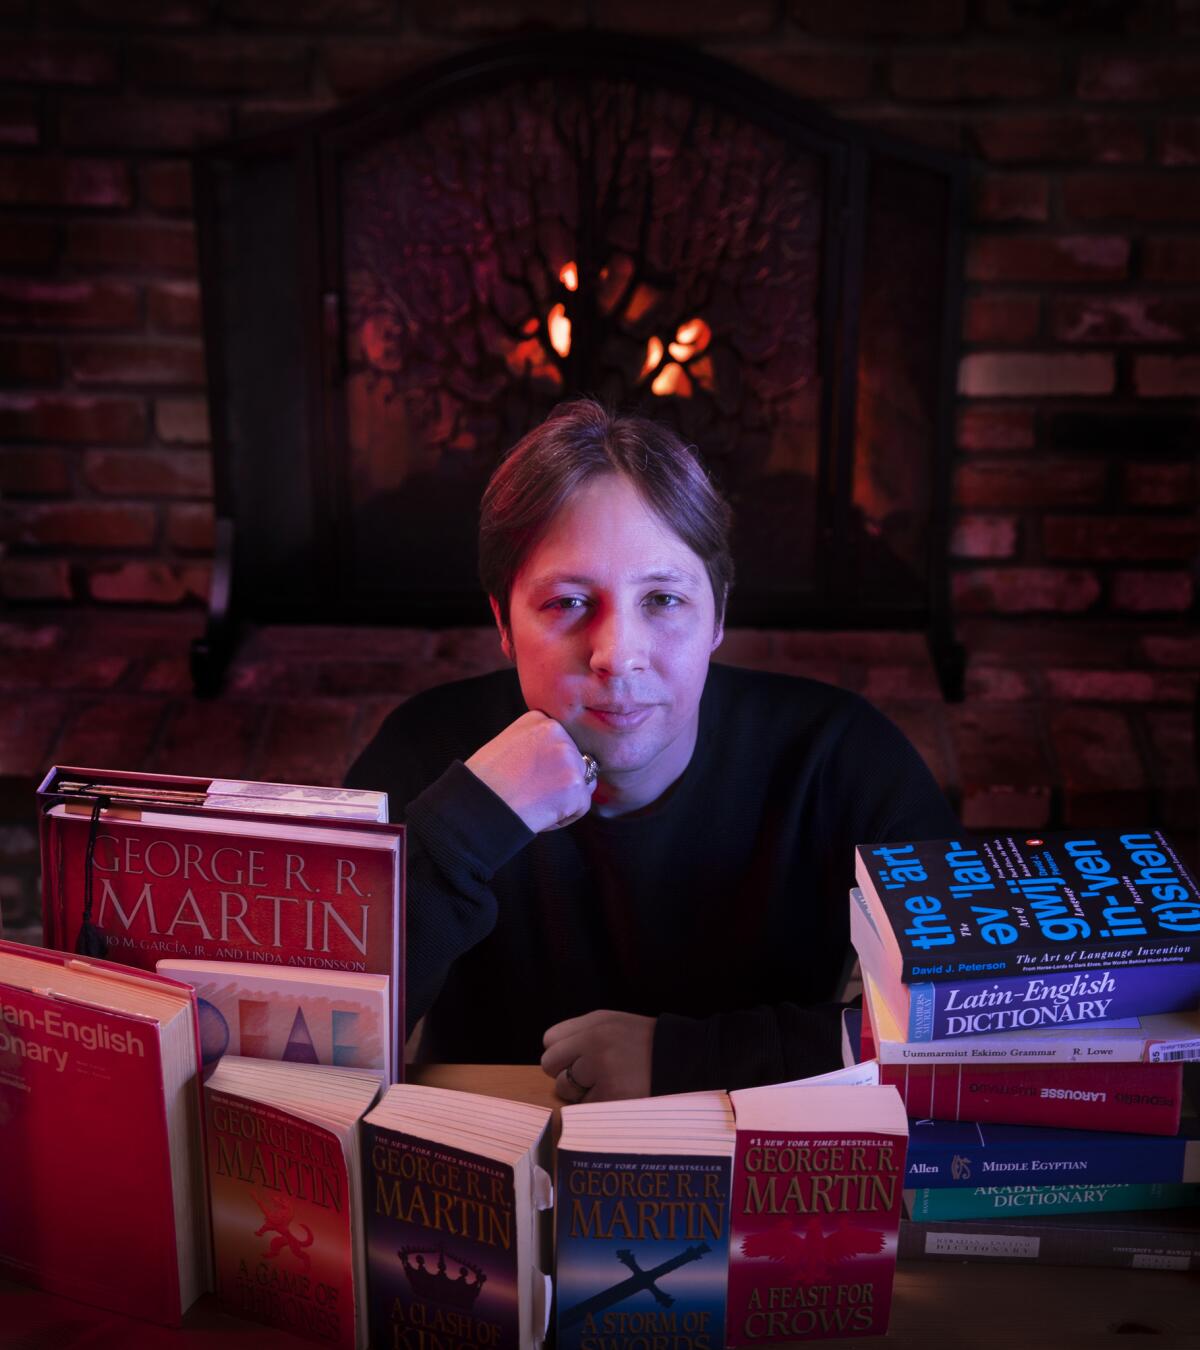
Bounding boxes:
194 33 966 696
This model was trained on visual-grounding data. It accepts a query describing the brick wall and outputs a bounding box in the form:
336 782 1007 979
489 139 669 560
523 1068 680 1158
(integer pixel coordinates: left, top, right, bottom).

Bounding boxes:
0 0 1196 617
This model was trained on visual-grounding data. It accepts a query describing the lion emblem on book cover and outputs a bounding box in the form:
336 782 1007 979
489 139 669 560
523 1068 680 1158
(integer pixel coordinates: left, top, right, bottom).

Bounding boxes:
740 1215 885 1282
253 1190 314 1269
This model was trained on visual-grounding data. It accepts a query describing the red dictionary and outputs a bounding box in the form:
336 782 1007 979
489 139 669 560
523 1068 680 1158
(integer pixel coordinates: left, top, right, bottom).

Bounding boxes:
37 766 405 1081
0 939 209 1324
726 1083 908 1343
879 1059 1183 1134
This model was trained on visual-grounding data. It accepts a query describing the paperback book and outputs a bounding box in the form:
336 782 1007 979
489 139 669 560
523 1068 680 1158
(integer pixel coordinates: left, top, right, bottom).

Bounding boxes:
726 1082 908 1343
205 1056 381 1349
0 939 208 1324
555 1091 735 1350
362 1085 553 1350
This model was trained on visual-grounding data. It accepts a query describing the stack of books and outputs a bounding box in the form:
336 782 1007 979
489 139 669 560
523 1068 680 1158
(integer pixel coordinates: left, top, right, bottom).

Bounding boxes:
848 829 1200 1272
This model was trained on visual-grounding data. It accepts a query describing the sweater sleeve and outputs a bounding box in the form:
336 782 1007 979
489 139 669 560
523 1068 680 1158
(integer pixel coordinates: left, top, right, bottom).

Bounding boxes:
345 703 533 1034
650 694 960 1095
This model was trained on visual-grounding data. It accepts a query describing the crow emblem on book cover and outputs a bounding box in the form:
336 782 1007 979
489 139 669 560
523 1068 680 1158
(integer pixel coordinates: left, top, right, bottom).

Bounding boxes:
740 1216 884 1282
253 1191 314 1269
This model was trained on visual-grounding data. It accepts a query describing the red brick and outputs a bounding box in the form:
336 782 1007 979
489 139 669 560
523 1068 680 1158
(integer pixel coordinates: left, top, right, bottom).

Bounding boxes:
1046 668 1195 703
140 160 193 214
68 340 206 388
950 515 1018 560
0 448 71 495
0 394 147 444
974 114 1144 164
956 459 1107 509
963 294 1039 344
967 234 1130 282
1124 460 1196 508
0 278 140 330
0 338 60 385
960 617 1140 666
1064 173 1200 223
1 501 156 549
1044 515 1198 562
958 353 1115 398
956 405 1036 452
87 560 209 604
861 664 942 703
1142 634 1200 668
60 99 232 151
971 171 1050 223
150 700 264 778
948 705 1053 830
67 220 196 272
953 567 1101 614
234 99 337 137
731 48 876 101
129 39 311 93
0 156 131 208
257 699 360 787
155 396 209 445
166 502 214 551
0 647 127 691
1112 570 1194 613
0 94 38 146
222 0 393 21
84 448 211 497
1161 117 1200 166
0 220 59 268
64 0 211 22
0 693 71 779
0 41 118 87
1050 706 1150 826
789 0 966 36
321 41 459 97
148 280 201 332
0 558 72 602
1135 355 1200 397
1078 54 1200 101
1143 237 1200 282
891 50 1061 102
51 696 166 770
593 0 765 33
1147 709 1198 832
1052 294 1200 345
963 662 1033 701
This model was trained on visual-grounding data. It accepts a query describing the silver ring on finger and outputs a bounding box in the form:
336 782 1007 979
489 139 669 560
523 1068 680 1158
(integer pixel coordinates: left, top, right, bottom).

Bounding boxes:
564 1061 592 1098
581 753 599 786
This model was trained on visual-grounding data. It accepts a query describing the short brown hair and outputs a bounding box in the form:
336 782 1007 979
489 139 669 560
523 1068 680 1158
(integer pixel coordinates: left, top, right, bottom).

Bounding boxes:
479 399 734 631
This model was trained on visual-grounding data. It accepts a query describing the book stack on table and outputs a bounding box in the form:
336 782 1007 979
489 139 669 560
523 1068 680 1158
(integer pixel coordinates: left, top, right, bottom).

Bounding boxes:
848 830 1200 1272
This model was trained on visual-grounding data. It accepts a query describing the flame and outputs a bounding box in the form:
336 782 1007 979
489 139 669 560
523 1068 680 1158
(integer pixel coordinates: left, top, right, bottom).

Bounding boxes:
668 317 711 362
639 335 664 381
548 303 571 358
559 261 578 292
651 362 692 398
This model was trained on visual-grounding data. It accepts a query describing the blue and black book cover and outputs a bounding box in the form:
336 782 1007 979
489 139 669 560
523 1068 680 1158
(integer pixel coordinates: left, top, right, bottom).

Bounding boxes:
363 1121 521 1350
555 1150 731 1350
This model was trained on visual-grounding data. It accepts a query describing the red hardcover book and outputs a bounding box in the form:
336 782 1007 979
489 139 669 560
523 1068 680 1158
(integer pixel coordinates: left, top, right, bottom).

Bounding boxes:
879 1059 1184 1134
726 1084 908 1344
0 939 208 1324
37 766 405 1081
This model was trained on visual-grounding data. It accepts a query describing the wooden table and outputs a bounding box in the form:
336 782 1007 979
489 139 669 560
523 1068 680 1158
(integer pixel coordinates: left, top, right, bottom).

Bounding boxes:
3 1065 1198 1348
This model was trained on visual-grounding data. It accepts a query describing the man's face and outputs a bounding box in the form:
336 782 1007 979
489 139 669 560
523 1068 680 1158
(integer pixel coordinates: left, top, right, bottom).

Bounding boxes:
495 472 724 813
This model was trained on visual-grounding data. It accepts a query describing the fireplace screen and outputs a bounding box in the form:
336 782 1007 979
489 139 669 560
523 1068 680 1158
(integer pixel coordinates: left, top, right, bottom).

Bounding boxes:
195 35 964 689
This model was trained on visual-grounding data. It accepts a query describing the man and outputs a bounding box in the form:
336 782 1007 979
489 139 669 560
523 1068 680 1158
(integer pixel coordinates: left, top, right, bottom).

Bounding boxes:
346 399 958 1100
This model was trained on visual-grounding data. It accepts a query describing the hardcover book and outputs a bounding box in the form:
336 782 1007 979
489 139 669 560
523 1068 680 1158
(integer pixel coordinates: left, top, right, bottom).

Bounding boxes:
362 1085 553 1350
158 958 392 1081
555 1091 735 1350
37 768 404 1075
726 1083 908 1343
204 1056 381 1349
0 939 208 1324
905 1181 1200 1222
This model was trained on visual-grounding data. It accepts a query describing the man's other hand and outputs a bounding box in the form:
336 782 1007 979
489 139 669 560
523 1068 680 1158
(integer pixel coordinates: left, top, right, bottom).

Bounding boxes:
541 1009 655 1103
465 711 597 833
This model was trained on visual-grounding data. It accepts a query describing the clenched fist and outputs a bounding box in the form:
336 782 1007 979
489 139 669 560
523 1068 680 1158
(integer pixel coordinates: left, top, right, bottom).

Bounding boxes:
464 711 597 834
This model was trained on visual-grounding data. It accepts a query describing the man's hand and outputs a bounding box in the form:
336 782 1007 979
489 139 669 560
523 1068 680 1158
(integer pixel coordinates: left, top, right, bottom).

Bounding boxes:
465 711 597 834
541 1009 655 1103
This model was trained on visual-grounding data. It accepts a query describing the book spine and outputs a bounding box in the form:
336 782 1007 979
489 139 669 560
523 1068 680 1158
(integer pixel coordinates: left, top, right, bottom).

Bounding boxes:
906 1181 1200 1221
905 962 1200 1041
878 1027 1200 1065
897 1214 1200 1271
880 1061 1183 1134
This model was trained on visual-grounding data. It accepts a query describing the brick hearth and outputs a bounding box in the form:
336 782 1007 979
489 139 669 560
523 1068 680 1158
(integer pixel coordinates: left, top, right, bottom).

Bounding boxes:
1 611 1195 939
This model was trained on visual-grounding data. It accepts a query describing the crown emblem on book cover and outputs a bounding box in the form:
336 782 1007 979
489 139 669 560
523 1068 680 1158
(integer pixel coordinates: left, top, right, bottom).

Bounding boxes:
398 1247 487 1308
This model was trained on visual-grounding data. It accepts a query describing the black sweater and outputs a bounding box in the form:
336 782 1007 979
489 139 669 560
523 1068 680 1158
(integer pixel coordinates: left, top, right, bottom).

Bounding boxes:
344 662 959 1093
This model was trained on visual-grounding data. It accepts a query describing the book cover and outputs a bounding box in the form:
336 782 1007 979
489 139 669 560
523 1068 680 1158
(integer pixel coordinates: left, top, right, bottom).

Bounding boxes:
555 1150 731 1350
905 1181 1200 1221
0 944 207 1324
726 1085 908 1343
362 1123 526 1350
879 1059 1183 1134
207 1088 360 1348
855 831 1200 983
